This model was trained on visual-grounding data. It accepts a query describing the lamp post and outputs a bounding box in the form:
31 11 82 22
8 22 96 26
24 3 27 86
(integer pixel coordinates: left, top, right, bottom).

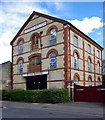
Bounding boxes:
67 80 73 101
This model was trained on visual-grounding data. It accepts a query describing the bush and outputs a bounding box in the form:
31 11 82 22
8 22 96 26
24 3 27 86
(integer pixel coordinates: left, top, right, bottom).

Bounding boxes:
10 89 27 102
2 90 12 100
38 89 69 103
2 88 69 103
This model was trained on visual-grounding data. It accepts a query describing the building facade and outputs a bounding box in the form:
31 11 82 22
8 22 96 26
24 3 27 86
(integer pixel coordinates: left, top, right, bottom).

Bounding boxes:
10 11 103 90
102 60 105 75
0 61 12 90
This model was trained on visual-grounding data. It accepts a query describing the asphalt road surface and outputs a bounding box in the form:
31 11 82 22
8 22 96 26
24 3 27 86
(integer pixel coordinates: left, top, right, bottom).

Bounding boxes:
1 101 105 119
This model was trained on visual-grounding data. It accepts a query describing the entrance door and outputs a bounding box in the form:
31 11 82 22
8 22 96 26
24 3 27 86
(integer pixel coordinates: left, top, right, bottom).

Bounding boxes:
26 75 47 90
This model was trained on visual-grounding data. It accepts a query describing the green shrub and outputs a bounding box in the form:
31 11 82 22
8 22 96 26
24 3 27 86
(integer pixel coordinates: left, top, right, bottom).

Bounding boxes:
26 90 40 102
2 88 69 103
38 88 69 103
2 90 12 100
10 89 27 102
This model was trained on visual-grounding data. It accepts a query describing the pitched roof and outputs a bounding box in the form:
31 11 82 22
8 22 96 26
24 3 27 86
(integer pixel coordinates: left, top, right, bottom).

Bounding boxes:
0 61 11 65
10 11 103 50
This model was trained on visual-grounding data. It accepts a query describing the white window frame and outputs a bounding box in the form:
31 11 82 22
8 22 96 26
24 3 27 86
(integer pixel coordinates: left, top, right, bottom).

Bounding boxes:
49 28 56 45
49 52 57 69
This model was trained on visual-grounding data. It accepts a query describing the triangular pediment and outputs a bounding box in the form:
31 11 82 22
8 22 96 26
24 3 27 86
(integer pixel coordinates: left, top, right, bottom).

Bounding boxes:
10 11 67 45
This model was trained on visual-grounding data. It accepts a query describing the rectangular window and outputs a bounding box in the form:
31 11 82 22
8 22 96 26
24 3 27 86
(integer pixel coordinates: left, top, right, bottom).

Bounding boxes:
88 44 91 53
74 36 78 47
97 50 100 58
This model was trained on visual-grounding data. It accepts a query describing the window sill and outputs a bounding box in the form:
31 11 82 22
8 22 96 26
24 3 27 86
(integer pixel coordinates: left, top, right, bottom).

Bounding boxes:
16 73 23 75
88 71 92 73
96 73 102 75
74 68 79 71
49 43 56 47
31 48 40 52
87 51 92 55
48 68 57 71
73 45 78 48
18 53 23 55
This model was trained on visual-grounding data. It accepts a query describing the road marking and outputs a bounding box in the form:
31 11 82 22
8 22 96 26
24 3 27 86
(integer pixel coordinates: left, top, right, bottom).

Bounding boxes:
2 106 7 109
31 103 39 105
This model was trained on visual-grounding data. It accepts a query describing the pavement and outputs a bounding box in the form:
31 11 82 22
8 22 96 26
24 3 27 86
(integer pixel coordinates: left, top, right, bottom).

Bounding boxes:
1 101 105 119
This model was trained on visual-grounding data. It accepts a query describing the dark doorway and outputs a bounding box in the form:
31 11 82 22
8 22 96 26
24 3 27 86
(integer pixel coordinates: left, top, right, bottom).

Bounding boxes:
26 75 47 90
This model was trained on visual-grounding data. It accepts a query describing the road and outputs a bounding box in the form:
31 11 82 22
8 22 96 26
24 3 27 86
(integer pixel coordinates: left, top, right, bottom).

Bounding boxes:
1 101 105 119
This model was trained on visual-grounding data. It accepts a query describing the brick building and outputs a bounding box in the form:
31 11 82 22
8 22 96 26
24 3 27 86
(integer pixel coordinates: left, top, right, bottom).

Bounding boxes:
102 60 105 75
10 11 103 90
0 61 12 90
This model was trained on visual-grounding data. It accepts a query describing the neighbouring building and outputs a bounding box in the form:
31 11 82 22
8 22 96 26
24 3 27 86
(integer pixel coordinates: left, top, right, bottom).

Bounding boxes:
102 60 105 84
0 61 12 90
102 60 105 75
10 11 103 90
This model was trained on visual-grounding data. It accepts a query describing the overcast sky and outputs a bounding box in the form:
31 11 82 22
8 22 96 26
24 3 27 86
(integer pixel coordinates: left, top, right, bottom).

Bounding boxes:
0 1 104 64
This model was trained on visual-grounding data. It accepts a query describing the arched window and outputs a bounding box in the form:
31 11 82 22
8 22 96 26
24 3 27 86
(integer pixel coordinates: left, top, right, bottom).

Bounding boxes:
31 34 40 50
18 60 23 74
74 53 79 69
29 57 41 66
88 58 92 72
97 77 101 85
49 52 56 69
28 54 41 73
97 62 100 74
74 36 78 47
74 75 79 84
87 44 91 53
88 76 92 86
49 28 56 45
18 41 23 54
